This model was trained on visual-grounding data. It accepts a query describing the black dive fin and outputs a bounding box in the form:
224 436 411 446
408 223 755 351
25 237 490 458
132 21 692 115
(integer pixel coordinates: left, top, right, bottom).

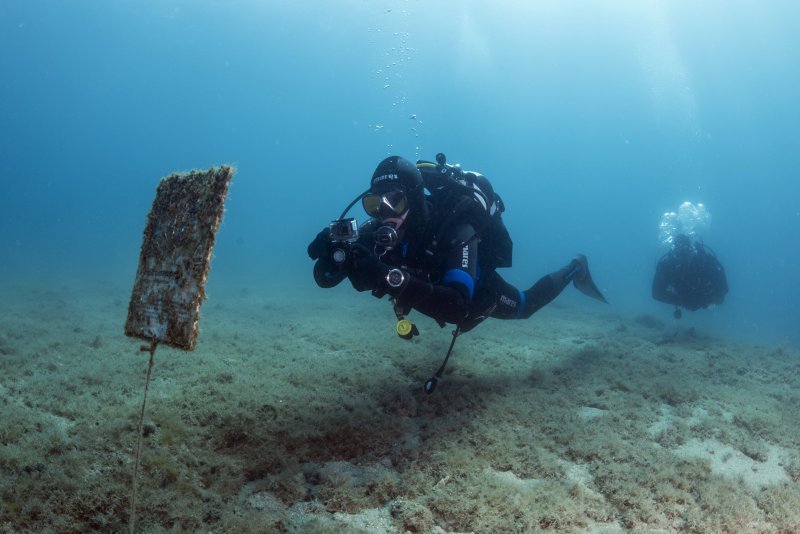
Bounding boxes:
572 254 608 304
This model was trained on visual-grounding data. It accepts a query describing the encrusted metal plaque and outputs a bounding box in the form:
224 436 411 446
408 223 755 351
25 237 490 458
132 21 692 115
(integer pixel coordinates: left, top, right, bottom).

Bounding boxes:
125 166 233 350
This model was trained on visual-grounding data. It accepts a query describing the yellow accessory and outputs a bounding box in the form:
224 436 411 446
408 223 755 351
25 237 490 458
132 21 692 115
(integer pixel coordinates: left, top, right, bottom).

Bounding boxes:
395 319 416 340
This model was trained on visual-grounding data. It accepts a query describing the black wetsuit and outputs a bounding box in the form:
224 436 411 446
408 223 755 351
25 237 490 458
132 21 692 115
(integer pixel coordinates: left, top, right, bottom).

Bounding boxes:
345 217 577 332
652 244 728 311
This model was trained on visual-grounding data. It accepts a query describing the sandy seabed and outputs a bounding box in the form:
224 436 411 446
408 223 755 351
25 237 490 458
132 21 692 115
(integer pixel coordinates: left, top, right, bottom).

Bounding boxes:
1 279 799 533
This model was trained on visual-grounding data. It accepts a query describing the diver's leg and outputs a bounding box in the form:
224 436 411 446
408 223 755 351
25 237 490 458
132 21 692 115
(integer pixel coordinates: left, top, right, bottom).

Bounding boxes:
485 259 585 320
520 260 583 317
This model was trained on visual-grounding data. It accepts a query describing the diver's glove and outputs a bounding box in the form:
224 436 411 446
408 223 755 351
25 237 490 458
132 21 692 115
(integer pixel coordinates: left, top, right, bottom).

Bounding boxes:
347 243 390 293
307 227 332 260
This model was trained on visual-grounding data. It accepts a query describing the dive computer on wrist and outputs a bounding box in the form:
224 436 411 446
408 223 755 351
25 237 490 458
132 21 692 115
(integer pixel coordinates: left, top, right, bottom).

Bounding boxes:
385 268 406 288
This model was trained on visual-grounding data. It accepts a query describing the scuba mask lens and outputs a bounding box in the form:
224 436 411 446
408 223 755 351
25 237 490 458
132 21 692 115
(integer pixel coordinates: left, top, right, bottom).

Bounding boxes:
362 190 408 218
384 190 408 214
362 194 382 217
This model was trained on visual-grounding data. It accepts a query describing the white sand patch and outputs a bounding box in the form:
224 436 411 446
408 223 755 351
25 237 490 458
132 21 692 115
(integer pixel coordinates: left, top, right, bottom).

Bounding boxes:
686 405 709 427
649 404 720 439
563 462 594 487
578 406 607 421
246 491 286 514
244 489 396 533
559 460 607 499
483 467 543 490
332 506 395 533
674 438 790 490
648 403 675 436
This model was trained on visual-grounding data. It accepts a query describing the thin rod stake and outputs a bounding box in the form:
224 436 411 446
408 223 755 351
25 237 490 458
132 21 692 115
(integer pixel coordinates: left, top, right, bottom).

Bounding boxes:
129 340 157 534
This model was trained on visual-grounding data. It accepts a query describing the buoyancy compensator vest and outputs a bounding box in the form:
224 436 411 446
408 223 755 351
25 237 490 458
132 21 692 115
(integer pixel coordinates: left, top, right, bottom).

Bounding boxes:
416 153 513 271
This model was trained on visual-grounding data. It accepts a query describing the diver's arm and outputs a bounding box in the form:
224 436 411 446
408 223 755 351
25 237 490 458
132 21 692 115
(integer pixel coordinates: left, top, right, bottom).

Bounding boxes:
345 251 472 324
344 222 477 323
393 277 470 324
394 222 478 323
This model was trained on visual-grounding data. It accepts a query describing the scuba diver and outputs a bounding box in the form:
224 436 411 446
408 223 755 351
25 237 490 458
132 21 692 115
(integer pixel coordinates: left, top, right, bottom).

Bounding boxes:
652 233 728 319
307 154 607 392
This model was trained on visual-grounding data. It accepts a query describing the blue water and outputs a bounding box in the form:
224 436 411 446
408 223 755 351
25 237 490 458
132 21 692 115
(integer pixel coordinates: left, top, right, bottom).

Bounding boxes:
1 1 798 344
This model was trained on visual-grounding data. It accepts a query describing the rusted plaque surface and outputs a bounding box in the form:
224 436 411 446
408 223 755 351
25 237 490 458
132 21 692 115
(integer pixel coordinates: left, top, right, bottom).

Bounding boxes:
125 166 233 350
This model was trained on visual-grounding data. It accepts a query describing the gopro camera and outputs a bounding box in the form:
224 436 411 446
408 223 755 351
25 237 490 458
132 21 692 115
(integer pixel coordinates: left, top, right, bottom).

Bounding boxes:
329 218 358 243
329 218 358 264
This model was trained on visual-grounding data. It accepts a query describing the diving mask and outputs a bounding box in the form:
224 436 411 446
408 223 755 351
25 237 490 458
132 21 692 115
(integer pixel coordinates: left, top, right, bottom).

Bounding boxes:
362 190 408 218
